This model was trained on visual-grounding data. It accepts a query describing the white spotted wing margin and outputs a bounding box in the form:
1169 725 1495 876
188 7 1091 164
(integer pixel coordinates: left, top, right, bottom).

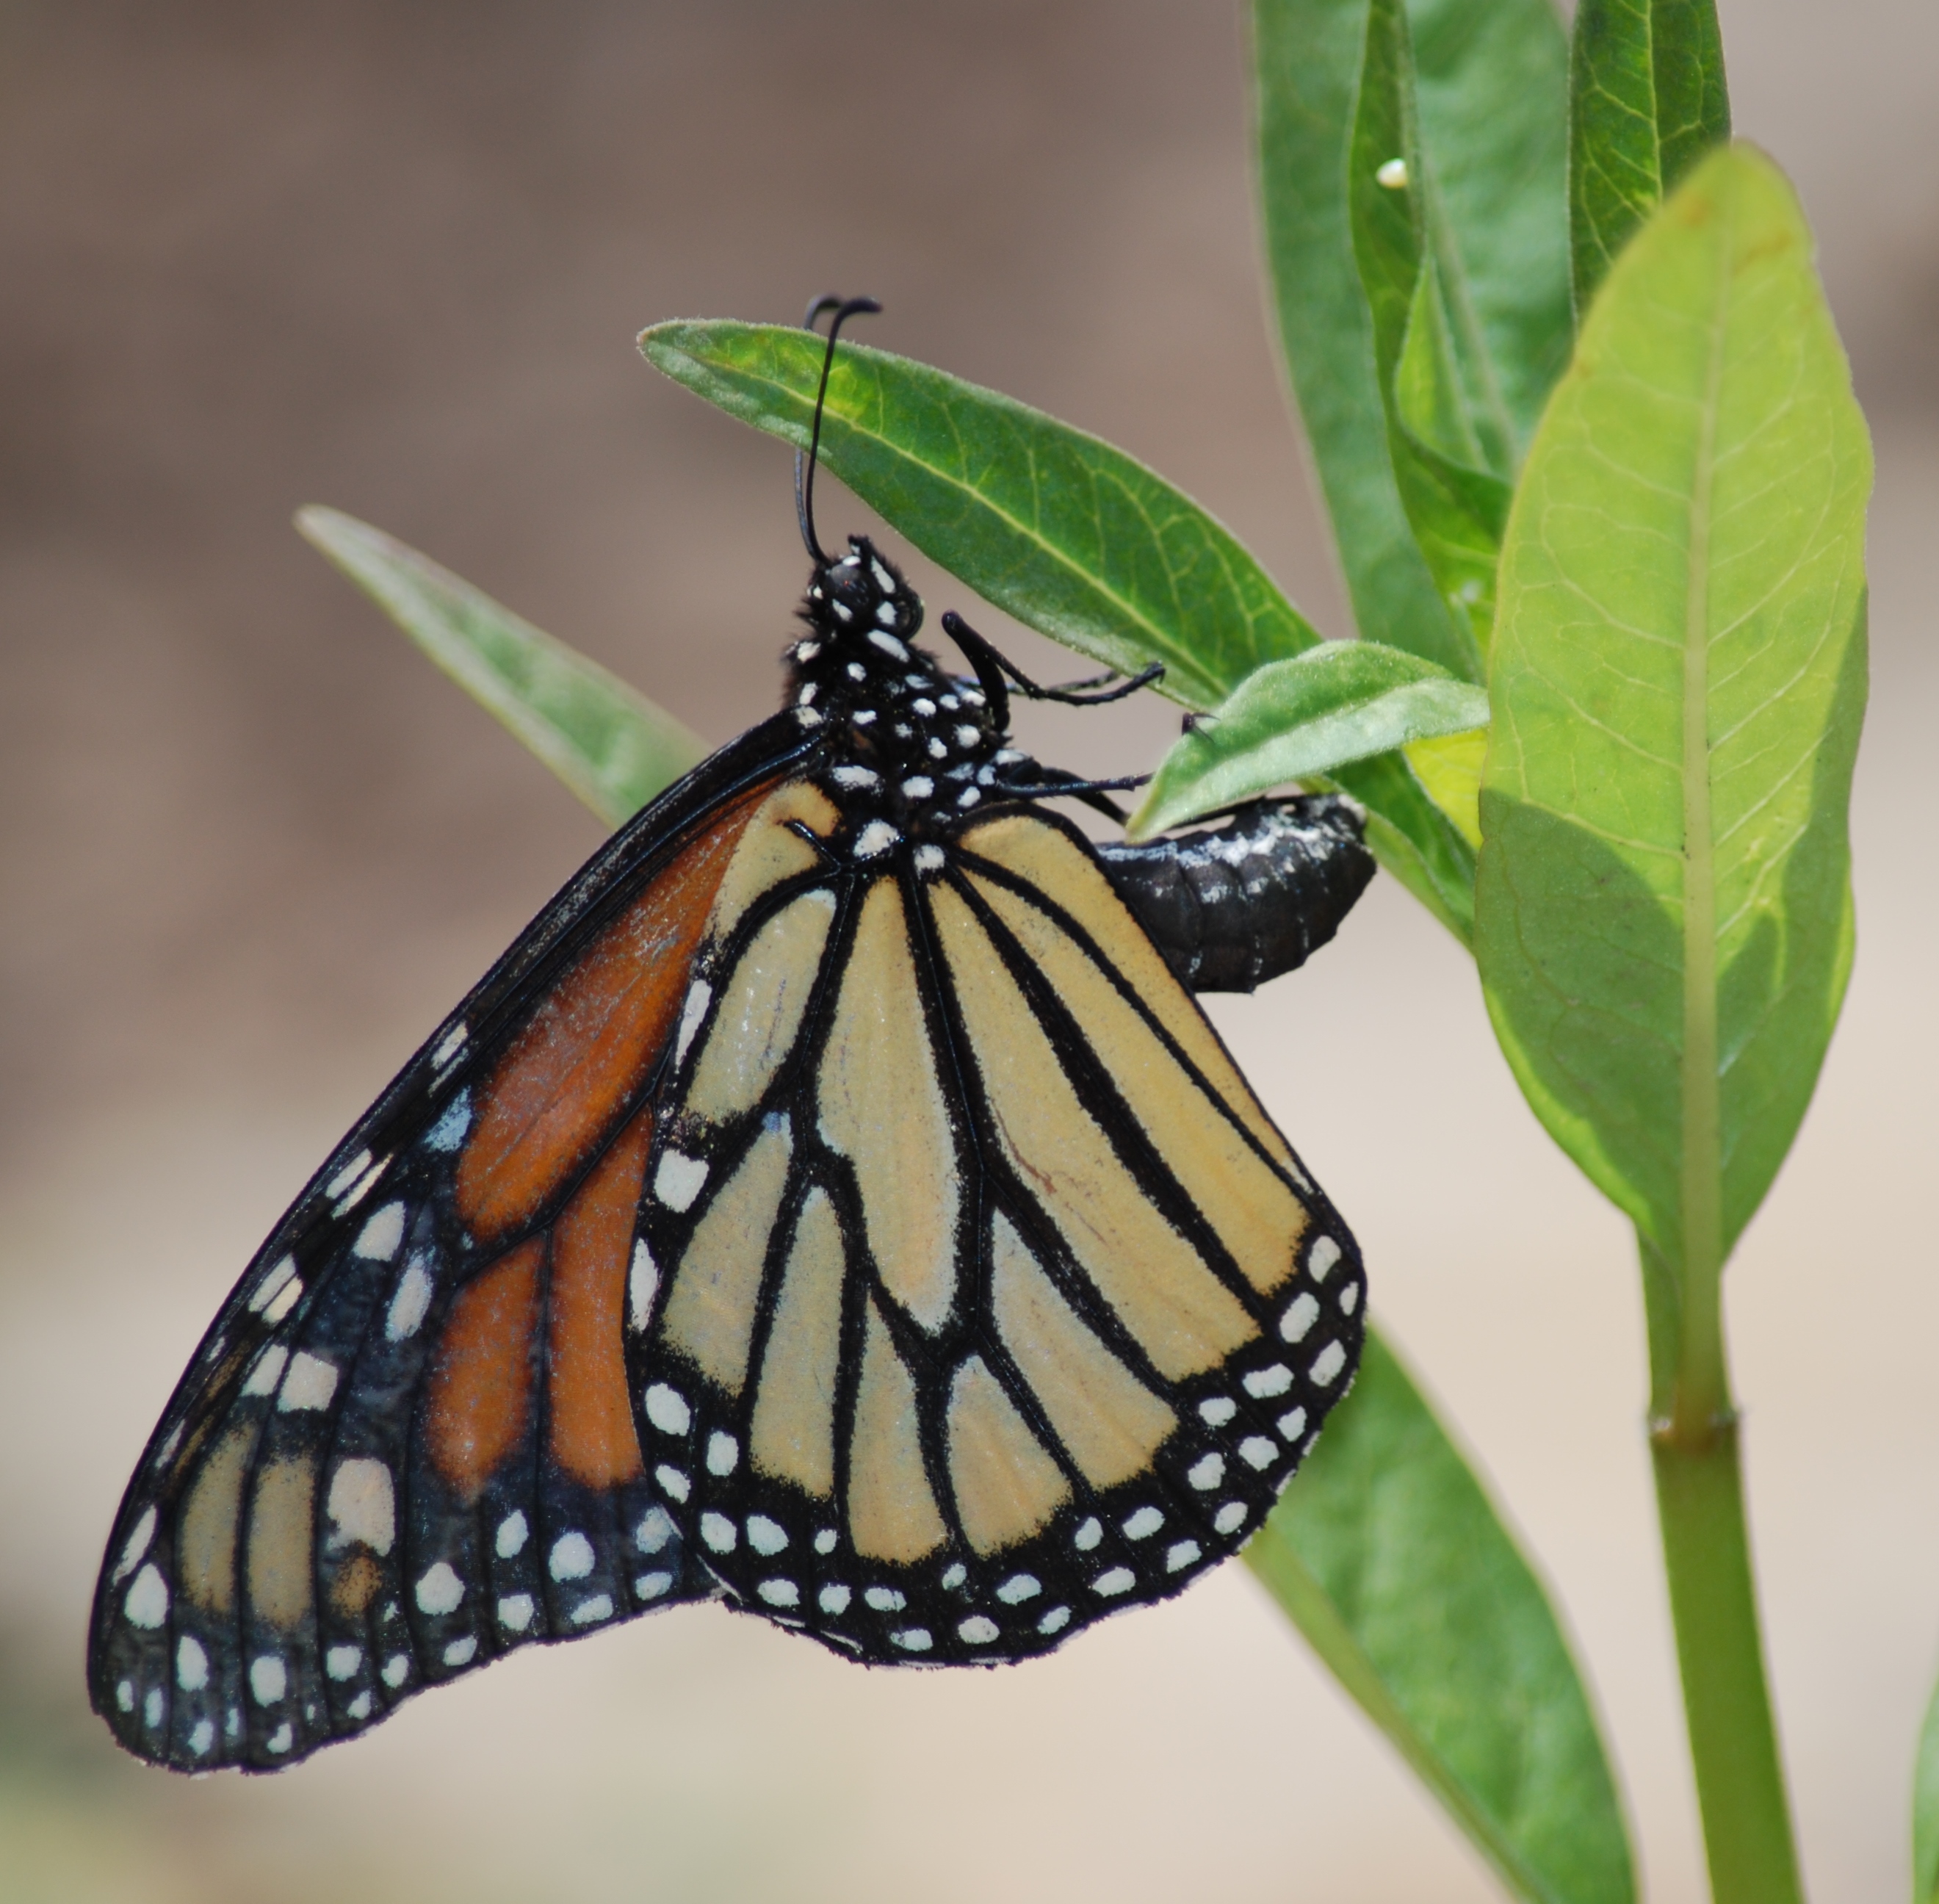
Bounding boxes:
625 803 1365 1667
85 718 815 1773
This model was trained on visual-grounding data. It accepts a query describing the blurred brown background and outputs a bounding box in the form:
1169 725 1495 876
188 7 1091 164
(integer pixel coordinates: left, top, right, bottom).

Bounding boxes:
1 1 1933 1899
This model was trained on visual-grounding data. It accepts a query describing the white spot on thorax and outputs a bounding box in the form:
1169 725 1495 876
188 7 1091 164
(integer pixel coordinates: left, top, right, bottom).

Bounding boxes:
327 1458 396 1554
900 775 934 799
387 1258 433 1341
354 1201 406 1262
956 787 981 809
914 844 945 873
550 1532 595 1582
796 707 824 727
868 630 909 661
927 737 947 759
954 725 981 749
875 601 897 626
853 708 877 725
278 1352 339 1411
911 697 936 716
853 820 898 858
250 1656 286 1705
496 1510 528 1558
832 765 880 790
870 560 896 593
846 661 867 682
415 1562 464 1615
654 1151 709 1211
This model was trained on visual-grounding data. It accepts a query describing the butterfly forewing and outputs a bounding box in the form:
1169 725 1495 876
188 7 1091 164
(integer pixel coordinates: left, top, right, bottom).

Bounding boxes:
89 725 813 1769
627 804 1364 1662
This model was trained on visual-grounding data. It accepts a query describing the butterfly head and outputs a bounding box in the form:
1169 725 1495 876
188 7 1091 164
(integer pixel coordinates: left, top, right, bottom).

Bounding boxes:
802 534 922 647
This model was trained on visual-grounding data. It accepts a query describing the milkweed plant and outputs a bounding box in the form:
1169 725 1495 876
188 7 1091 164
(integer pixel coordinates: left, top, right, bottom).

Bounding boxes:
297 1 1887 1898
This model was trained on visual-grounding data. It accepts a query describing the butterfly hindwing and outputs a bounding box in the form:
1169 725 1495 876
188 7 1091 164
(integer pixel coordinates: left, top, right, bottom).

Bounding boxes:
627 803 1365 1662
88 722 815 1770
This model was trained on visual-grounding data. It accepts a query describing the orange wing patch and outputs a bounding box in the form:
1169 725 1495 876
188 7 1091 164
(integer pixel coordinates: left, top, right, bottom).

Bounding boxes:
425 1236 546 1500
455 784 775 1244
547 1108 653 1488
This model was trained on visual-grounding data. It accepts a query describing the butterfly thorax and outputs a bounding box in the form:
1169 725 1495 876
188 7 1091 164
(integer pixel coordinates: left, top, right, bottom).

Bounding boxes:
784 535 1028 845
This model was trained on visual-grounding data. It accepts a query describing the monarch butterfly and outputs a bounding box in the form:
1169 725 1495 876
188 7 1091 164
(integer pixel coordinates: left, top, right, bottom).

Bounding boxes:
90 299 1373 1772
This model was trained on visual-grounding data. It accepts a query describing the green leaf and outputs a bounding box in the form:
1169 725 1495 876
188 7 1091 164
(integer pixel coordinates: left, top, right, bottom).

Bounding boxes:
642 322 1322 714
642 319 1476 938
1569 0 1730 314
1131 643 1487 836
297 506 707 829
1348 0 1516 671
1476 144 1871 1269
1252 1330 1635 1904
1915 1672 1939 1903
1251 0 1568 663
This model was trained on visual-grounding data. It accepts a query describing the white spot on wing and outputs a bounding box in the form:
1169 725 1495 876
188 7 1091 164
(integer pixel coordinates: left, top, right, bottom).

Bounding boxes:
326 1458 396 1554
891 1628 933 1651
550 1533 595 1582
261 1277 303 1326
674 983 712 1068
431 1025 468 1068
248 1257 298 1315
1307 1236 1342 1281
1166 1540 1202 1571
644 1384 690 1435
654 1464 690 1503
425 1092 472 1153
864 1586 905 1612
1239 1436 1277 1469
444 1636 477 1666
267 1721 294 1754
176 1637 209 1691
1187 1453 1224 1490
1243 1364 1294 1398
1279 1293 1321 1343
654 1152 708 1211
746 1515 787 1556
1198 1396 1237 1427
278 1352 339 1412
1310 1341 1348 1386
144 1687 164 1729
1122 1507 1164 1540
819 1584 851 1614
1213 1501 1248 1535
415 1562 464 1615
1092 1568 1135 1596
496 1511 528 1559
1038 1606 1071 1634
628 1240 661 1333
700 1512 737 1553
1278 1406 1308 1441
386 1259 434 1341
571 1595 614 1625
354 1202 407 1263
382 1655 411 1688
325 1151 372 1202
1073 1518 1102 1551
242 1346 288 1398
250 1656 286 1705
958 1615 1000 1645
635 1507 674 1554
757 1579 800 1606
996 1573 1039 1604
707 1431 739 1476
635 1572 674 1601
112 1507 157 1583
498 1594 534 1632
189 1718 214 1755
325 1645 361 1681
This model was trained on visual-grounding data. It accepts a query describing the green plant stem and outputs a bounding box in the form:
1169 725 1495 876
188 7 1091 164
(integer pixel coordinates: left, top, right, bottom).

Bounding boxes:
1642 1252 1805 1904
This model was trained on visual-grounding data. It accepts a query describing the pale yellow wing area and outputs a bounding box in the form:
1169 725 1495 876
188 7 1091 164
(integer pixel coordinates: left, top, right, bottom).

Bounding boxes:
848 1297 947 1562
928 882 1257 1382
749 1186 846 1497
817 879 960 1333
964 870 1307 1298
955 815 1301 1180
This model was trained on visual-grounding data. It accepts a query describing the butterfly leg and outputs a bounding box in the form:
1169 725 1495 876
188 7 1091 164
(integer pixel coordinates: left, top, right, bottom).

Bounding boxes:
1096 796 1374 992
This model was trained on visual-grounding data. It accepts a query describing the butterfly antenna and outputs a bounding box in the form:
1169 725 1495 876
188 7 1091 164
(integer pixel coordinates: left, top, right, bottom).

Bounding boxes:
795 294 881 566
